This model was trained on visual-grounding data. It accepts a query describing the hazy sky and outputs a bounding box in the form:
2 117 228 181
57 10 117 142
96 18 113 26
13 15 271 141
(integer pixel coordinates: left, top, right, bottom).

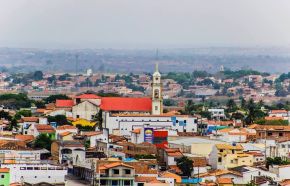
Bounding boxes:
1 0 290 49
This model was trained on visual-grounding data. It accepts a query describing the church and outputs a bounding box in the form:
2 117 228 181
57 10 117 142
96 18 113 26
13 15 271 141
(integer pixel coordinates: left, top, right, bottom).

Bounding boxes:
100 64 198 137
58 64 198 145
71 64 163 121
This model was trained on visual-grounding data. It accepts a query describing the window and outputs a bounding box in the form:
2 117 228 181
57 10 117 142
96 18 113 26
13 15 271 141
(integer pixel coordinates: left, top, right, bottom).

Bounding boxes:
220 149 223 153
230 160 234 163
155 106 158 111
279 133 283 137
48 176 51 178
124 180 131 186
124 169 131 175
268 132 272 136
288 144 290 148
282 145 286 148
218 157 222 162
154 89 159 98
112 180 118 186
76 115 80 118
138 183 144 186
20 167 26 170
113 169 119 175
1 175 4 178
232 150 235 154
27 167 33 170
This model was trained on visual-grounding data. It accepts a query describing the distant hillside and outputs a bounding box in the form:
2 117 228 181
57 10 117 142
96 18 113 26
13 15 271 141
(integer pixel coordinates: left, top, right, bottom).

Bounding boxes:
0 47 289 74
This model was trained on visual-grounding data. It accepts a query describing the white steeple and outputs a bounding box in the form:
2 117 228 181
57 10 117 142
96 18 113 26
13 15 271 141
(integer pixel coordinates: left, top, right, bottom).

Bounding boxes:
152 63 162 115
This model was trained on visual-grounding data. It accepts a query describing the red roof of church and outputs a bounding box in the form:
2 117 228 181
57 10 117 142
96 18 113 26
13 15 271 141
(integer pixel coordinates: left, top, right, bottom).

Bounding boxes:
75 94 101 99
100 97 152 112
55 99 74 107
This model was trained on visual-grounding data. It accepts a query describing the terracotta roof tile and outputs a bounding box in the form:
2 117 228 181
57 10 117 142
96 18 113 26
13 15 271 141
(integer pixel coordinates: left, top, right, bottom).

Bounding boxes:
35 125 55 133
135 177 158 183
99 162 134 170
216 144 243 150
55 99 74 107
0 168 9 173
56 125 77 130
100 97 152 112
76 94 101 99
59 131 71 137
22 117 39 122
81 131 102 137
216 178 233 184
14 135 35 142
271 110 288 114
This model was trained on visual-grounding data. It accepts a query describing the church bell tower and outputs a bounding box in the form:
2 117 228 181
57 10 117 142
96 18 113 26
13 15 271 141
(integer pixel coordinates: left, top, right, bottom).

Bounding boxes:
152 63 163 115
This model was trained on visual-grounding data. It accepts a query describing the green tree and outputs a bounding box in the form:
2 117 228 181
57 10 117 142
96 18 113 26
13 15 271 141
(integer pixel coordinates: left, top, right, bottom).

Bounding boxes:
226 99 237 113
7 118 18 131
48 115 70 126
244 99 265 125
44 94 70 103
0 93 32 109
34 134 52 150
33 71 43 81
93 110 103 130
176 156 193 177
0 110 12 120
14 110 32 120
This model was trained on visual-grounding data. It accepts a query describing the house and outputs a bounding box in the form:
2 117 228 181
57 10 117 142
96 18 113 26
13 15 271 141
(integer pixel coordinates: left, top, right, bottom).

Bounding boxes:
252 125 290 140
269 110 289 118
190 157 208 175
14 134 35 143
229 166 277 185
75 93 101 105
163 148 183 167
51 140 85 164
72 100 99 121
0 140 49 164
58 131 74 141
0 168 9 186
135 177 170 186
56 125 78 140
209 144 253 170
269 164 290 181
96 162 135 186
55 99 74 110
2 164 67 185
118 141 157 157
18 117 39 134
214 128 256 143
216 177 233 186
159 171 181 186
199 169 242 184
208 109 226 120
81 129 108 148
103 114 198 136
33 125 56 140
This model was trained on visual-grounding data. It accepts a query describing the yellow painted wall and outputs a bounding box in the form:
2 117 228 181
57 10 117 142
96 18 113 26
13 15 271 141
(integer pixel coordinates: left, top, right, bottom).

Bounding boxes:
72 119 96 127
